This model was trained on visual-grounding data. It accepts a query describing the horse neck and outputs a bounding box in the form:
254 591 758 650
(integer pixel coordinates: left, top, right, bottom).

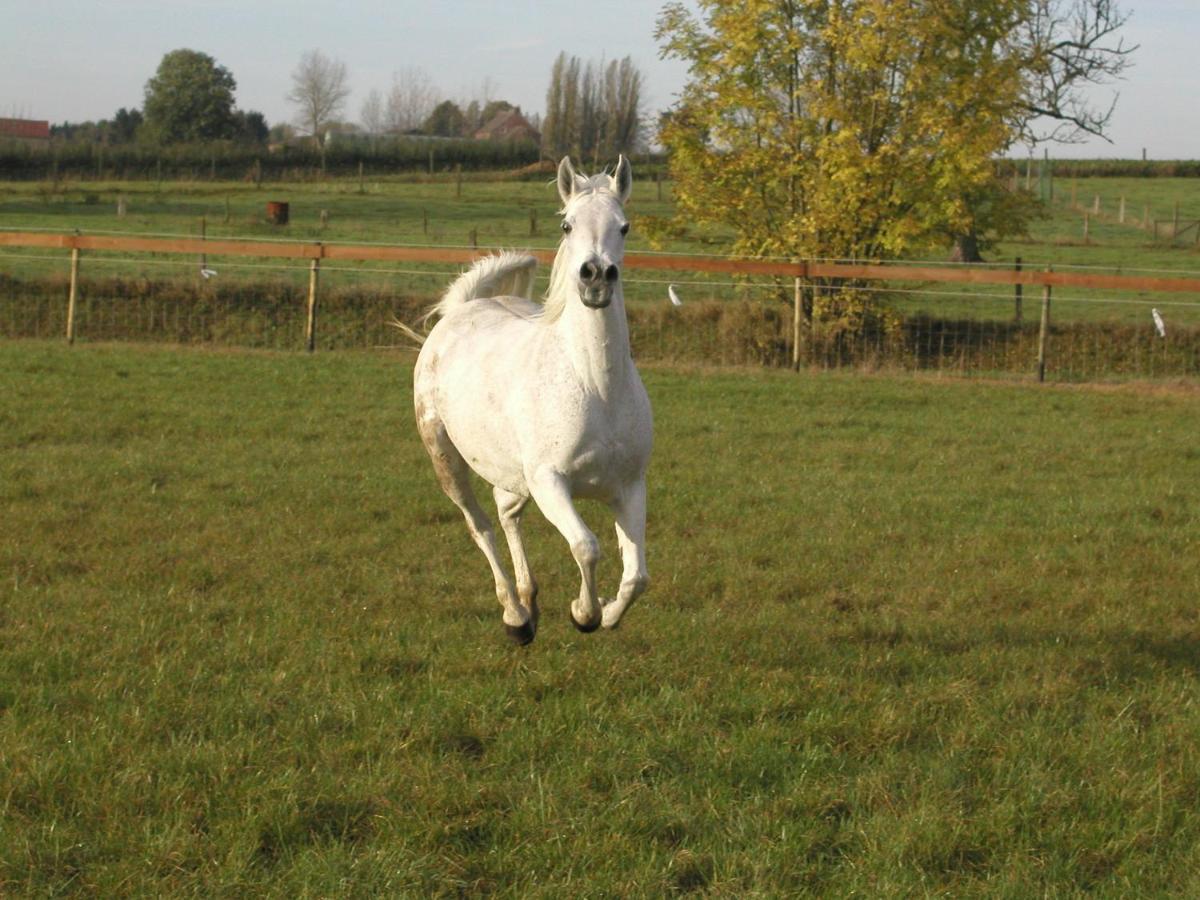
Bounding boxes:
554 287 632 400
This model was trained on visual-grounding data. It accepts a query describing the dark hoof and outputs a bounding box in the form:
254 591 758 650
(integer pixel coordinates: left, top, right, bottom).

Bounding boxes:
505 621 536 645
571 614 601 634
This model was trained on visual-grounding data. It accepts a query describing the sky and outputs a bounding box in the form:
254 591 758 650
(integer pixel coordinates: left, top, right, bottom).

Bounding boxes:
1 1 1196 159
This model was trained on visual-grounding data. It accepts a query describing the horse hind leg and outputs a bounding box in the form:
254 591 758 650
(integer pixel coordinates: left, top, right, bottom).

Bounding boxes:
494 487 539 631
415 405 533 644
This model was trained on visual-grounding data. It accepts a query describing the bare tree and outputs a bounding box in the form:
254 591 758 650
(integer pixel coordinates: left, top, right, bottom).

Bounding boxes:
359 88 385 137
460 77 499 133
287 50 350 166
385 66 438 134
1016 0 1136 144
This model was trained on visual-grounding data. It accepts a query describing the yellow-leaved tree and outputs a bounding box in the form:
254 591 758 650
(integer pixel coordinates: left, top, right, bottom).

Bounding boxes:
656 0 1130 324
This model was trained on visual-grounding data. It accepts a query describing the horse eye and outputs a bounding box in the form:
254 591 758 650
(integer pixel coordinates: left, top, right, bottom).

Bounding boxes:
620 223 630 236
561 221 572 234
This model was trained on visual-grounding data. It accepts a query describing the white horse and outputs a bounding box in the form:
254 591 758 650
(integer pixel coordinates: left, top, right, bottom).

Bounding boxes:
412 156 652 644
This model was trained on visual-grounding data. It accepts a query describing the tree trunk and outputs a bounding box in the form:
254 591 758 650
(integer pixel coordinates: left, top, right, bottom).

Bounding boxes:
949 231 984 263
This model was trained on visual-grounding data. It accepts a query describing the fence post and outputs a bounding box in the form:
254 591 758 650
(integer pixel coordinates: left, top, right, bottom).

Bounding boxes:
198 216 207 276
66 246 80 345
1037 274 1052 383
1013 257 1023 324
1119 195 1126 223
1083 213 1090 244
1173 200 1180 238
305 255 320 353
792 275 803 371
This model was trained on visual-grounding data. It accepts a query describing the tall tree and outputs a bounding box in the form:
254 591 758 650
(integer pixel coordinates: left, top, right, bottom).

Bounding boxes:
655 0 1124 281
541 53 569 158
385 66 438 133
1014 0 1135 144
111 107 143 143
142 49 238 143
602 58 643 157
359 89 385 136
287 50 350 149
541 53 643 160
950 0 1135 260
422 100 467 137
234 110 269 145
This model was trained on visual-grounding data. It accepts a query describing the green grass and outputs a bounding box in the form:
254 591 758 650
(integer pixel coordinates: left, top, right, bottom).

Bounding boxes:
0 175 687 259
3 341 1199 895
5 173 1200 327
0 174 703 310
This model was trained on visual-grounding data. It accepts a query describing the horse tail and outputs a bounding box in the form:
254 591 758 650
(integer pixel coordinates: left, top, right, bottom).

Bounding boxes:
435 251 538 315
392 251 538 347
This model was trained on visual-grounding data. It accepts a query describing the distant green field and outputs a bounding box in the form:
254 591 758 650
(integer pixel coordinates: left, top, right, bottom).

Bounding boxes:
0 176 653 249
4 172 1200 381
3 341 1199 895
2 172 1200 314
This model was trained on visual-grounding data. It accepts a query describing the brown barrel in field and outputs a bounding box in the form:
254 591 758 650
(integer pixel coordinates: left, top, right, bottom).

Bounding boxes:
266 201 289 225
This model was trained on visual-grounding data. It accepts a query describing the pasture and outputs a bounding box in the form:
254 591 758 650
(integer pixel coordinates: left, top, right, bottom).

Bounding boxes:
3 341 1199 895
4 171 1200 382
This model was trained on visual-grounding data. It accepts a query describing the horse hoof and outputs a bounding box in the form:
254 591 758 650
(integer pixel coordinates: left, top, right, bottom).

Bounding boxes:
505 621 536 645
571 613 601 634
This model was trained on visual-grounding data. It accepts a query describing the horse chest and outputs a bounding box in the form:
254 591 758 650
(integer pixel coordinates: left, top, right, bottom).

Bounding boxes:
546 397 649 494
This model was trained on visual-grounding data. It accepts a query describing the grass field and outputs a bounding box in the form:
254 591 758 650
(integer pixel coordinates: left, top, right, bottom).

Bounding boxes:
3 340 1199 895
4 173 1200 318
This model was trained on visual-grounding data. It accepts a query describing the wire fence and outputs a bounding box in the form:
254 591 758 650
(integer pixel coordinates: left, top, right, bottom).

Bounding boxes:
2 232 1200 382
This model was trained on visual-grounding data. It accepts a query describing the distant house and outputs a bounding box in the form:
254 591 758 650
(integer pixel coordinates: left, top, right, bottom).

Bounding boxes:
0 118 51 145
474 109 539 144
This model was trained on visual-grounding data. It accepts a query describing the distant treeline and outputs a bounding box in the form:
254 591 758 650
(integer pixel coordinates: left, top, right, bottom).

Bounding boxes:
999 158 1200 179
0 138 543 181
6 141 1197 183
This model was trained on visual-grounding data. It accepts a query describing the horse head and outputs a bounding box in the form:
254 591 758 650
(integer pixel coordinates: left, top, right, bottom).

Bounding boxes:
555 156 632 310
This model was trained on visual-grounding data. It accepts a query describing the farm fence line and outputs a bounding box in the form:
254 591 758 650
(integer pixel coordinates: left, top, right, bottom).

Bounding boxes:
3 229 1200 382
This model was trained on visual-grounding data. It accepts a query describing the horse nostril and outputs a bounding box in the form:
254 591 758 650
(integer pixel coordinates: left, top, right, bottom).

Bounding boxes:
580 261 598 282
604 264 619 283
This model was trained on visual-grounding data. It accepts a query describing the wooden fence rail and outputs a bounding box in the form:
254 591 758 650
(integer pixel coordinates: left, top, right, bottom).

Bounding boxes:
4 230 1200 381
6 230 1200 291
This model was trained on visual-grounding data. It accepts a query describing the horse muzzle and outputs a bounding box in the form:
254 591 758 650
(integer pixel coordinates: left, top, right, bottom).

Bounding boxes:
579 260 619 309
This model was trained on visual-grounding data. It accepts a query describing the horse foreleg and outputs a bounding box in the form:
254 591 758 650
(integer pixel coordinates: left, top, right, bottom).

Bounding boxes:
603 479 649 629
494 487 539 633
529 471 602 632
416 409 532 643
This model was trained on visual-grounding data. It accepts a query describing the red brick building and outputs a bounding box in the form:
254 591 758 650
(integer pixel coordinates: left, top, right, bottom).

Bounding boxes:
0 118 51 145
473 109 540 144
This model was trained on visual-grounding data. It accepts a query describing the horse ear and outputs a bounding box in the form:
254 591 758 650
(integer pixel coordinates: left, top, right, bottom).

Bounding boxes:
557 157 577 205
612 155 632 205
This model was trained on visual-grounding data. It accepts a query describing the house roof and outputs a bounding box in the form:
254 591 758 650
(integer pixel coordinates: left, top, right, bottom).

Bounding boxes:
474 109 539 142
0 118 51 140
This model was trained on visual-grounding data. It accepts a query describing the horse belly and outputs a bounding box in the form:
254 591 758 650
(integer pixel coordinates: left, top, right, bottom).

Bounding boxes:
421 321 531 495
